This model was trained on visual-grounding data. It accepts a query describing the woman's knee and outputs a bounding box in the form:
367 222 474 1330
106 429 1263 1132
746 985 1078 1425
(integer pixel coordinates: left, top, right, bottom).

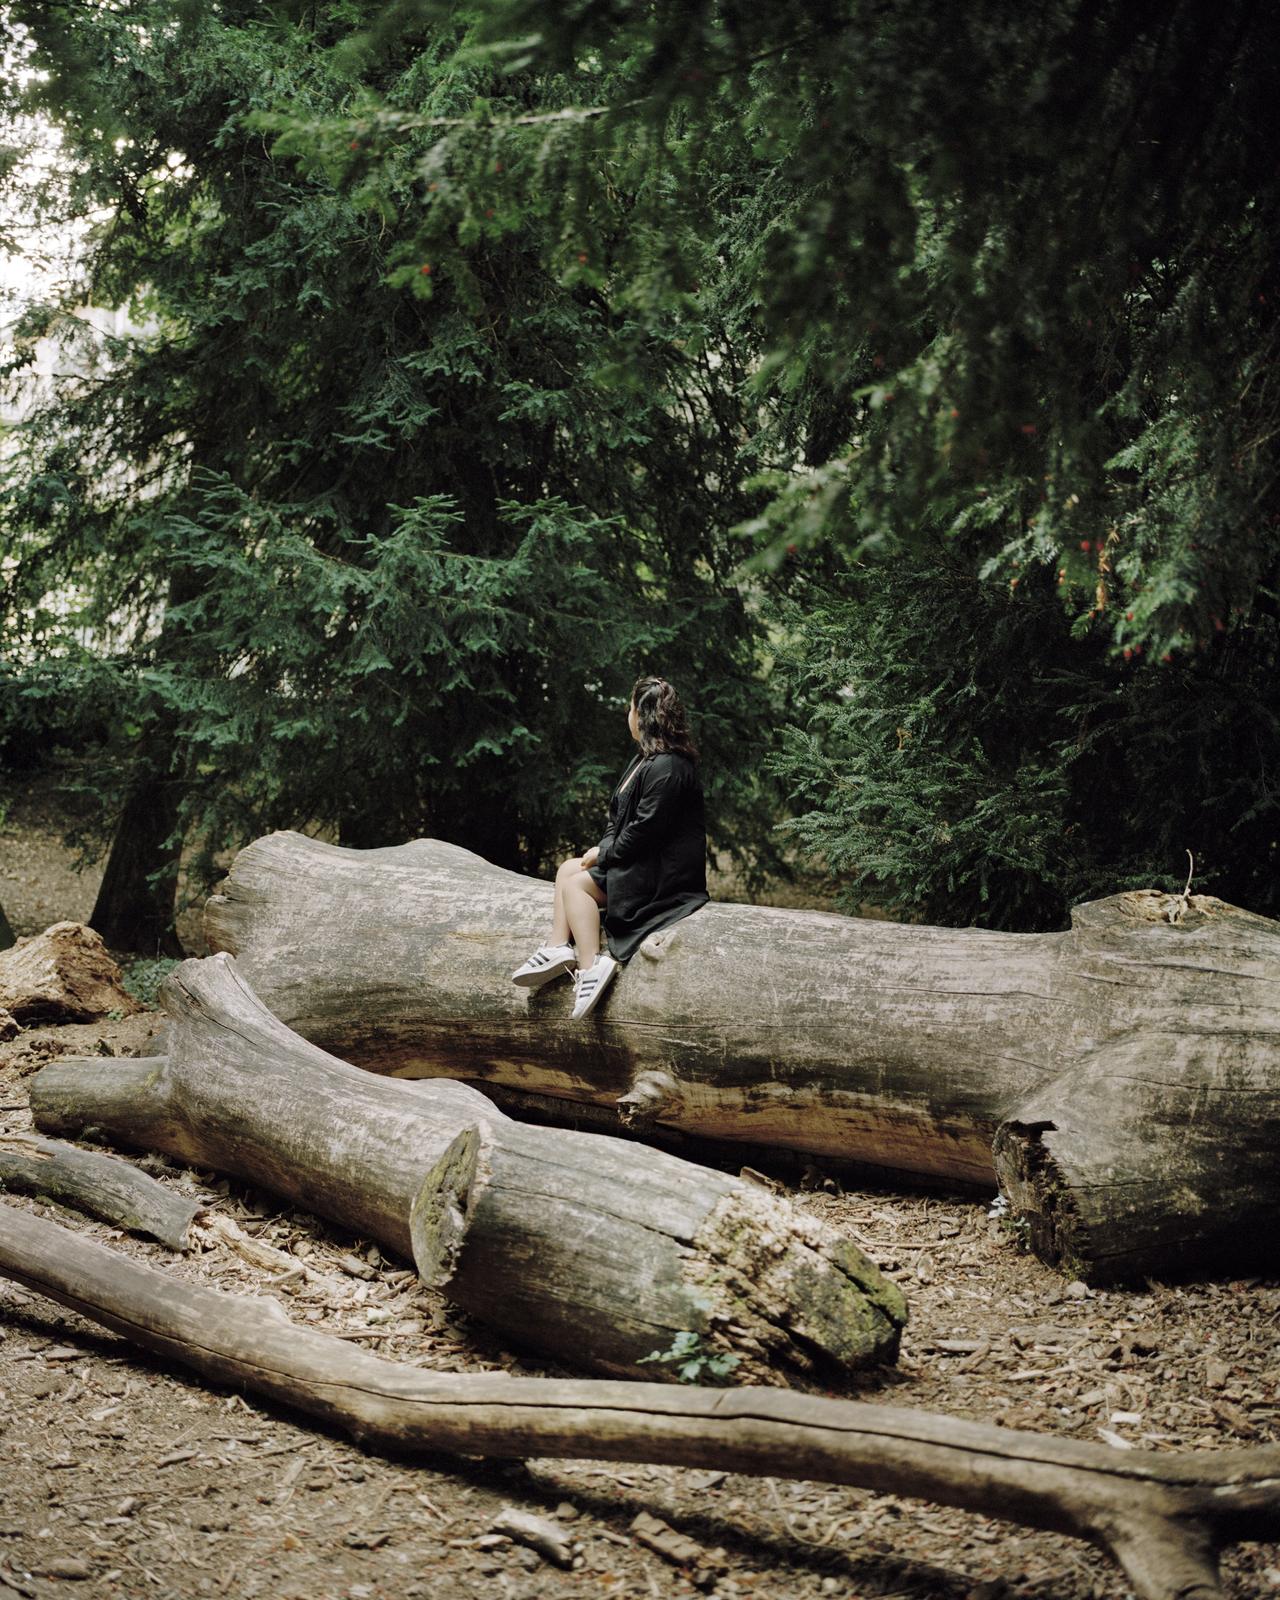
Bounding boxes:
573 870 606 906
564 868 603 902
556 855 583 881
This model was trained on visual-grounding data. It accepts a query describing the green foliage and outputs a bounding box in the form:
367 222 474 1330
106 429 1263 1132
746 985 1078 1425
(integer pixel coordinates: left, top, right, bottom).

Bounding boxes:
0 1 783 908
252 0 1280 661
0 659 114 775
771 550 1280 928
5 0 1279 936
120 957 183 1008
987 1194 1030 1250
637 1330 742 1385
772 555 1080 929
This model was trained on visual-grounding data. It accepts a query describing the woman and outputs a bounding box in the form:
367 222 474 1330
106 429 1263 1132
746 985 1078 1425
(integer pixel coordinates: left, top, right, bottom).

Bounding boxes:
512 676 709 1018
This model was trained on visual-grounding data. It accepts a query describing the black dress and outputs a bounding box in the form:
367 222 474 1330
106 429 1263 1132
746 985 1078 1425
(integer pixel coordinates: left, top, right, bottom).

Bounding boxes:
588 750 709 961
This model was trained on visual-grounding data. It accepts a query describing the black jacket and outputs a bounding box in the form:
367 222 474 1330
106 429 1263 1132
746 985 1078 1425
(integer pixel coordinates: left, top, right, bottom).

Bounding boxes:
590 750 709 961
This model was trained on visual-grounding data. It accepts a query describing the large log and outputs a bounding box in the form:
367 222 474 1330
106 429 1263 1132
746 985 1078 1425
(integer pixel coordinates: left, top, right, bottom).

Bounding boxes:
204 833 1280 1283
29 953 904 1382
2 1201 1277 1600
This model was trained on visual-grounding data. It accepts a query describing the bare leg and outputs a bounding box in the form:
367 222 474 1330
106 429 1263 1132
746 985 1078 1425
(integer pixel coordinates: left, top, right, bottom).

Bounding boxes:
562 869 606 966
550 857 582 946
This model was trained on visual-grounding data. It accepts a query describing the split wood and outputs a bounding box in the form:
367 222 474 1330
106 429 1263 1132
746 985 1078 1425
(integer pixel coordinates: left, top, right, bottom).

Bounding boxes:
1 1201 1275 1600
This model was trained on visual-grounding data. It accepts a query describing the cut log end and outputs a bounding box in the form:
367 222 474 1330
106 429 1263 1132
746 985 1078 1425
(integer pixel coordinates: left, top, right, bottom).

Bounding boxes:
410 1127 483 1288
412 1115 906 1385
687 1184 907 1378
991 1119 1091 1280
1068 889 1226 932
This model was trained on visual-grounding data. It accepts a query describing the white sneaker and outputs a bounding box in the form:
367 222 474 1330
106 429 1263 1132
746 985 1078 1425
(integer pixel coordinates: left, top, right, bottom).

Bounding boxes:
512 942 576 988
571 954 619 1019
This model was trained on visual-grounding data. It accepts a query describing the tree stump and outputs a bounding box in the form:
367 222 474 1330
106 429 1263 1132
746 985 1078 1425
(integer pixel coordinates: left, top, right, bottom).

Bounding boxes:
0 921 140 1023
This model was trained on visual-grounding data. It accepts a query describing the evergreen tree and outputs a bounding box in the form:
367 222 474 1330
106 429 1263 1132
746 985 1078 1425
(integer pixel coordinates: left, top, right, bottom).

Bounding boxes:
1 2 780 948
8 0 1278 934
242 0 1280 923
264 0 1280 658
771 552 1280 929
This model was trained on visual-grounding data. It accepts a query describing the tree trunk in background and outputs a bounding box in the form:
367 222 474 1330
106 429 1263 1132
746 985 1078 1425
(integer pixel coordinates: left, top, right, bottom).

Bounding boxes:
89 758 186 955
204 833 1280 1285
88 564 204 957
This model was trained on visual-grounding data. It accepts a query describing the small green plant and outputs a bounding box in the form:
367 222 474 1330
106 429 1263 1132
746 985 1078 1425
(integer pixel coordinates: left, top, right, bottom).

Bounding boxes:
121 957 182 1008
988 1191 1031 1248
638 1330 742 1385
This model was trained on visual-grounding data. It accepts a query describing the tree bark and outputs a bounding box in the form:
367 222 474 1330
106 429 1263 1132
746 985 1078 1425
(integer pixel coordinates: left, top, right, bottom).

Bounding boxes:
88 757 186 956
88 562 207 957
0 1133 198 1249
28 953 904 1382
204 833 1280 1284
2 1200 1276 1600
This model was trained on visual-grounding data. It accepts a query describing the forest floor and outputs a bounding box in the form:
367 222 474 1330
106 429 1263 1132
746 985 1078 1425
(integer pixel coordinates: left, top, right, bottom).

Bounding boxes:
1 773 1278 1600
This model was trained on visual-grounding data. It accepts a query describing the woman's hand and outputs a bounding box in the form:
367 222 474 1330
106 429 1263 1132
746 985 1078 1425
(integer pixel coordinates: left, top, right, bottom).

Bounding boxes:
581 845 600 870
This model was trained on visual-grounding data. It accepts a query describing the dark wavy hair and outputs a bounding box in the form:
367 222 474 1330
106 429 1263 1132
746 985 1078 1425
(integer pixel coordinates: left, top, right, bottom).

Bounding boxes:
631 676 699 760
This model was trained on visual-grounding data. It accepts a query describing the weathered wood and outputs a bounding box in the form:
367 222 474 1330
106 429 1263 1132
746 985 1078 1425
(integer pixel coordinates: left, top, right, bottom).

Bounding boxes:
2 1200 1276 1600
0 1133 199 1249
29 953 904 1381
409 1120 901 1379
204 834 1280 1283
0 920 140 1023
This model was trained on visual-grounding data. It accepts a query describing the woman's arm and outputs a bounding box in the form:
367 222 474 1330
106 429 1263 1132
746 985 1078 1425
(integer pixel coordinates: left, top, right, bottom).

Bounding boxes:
596 758 686 870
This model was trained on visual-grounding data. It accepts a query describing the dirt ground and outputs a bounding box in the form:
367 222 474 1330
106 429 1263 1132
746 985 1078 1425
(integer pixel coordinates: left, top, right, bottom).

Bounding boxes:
1 776 1278 1600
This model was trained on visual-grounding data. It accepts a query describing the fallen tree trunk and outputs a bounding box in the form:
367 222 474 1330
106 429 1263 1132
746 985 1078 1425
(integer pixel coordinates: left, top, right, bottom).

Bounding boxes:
204 833 1280 1284
1 1201 1275 1600
29 953 904 1382
0 1132 199 1249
